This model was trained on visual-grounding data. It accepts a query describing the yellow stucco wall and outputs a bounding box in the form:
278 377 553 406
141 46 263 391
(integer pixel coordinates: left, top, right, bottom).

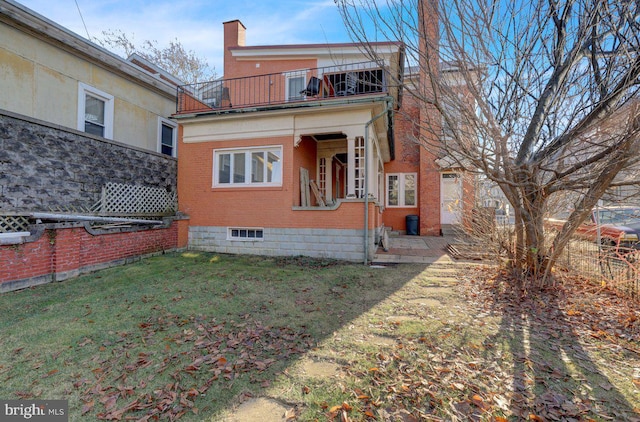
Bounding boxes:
0 23 176 153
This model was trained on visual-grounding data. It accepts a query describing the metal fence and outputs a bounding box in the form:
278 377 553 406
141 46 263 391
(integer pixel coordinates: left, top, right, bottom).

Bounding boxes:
176 61 388 114
491 220 640 301
555 238 639 300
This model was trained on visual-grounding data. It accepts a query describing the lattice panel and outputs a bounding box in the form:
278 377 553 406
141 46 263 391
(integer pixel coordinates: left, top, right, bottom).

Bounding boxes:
95 183 177 215
0 215 30 233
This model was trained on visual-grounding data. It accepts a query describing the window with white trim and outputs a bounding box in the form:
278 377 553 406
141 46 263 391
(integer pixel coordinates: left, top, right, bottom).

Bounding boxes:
158 117 177 157
228 227 264 240
387 173 417 207
214 146 282 187
77 83 114 139
286 73 305 102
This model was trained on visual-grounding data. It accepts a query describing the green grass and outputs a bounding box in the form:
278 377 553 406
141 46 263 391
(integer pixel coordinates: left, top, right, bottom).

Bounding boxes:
0 253 638 421
0 252 422 421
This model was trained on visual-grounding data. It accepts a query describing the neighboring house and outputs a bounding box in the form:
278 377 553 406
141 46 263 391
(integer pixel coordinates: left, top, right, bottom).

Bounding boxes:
0 0 179 157
174 20 473 262
0 1 189 292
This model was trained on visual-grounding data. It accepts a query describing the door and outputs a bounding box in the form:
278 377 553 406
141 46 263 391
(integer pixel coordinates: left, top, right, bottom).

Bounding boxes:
441 172 462 224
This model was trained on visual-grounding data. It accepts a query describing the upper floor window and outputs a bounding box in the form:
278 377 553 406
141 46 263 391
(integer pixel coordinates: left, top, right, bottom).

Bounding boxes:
213 146 282 187
387 173 417 207
286 73 305 102
77 83 114 139
158 117 177 157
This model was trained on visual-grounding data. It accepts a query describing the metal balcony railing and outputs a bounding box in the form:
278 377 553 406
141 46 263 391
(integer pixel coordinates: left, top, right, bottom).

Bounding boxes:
176 61 389 114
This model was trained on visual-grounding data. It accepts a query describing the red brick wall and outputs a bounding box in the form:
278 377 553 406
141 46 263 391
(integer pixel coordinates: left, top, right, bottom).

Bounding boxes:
384 96 421 232
178 135 369 230
0 222 180 291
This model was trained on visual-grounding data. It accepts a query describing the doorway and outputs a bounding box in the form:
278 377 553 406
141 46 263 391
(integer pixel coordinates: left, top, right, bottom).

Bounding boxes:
440 172 462 225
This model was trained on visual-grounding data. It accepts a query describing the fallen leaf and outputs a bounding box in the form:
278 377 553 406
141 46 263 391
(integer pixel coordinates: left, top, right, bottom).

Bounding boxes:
285 407 296 421
43 369 59 378
81 400 94 415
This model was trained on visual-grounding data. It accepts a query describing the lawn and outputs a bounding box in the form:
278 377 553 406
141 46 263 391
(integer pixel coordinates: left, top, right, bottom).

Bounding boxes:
0 251 638 421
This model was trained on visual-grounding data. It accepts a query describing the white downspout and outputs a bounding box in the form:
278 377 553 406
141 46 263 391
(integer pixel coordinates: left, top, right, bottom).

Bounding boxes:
364 101 392 264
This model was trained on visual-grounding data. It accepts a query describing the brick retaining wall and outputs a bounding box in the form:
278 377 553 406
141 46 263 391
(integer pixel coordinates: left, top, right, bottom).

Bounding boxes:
0 219 190 293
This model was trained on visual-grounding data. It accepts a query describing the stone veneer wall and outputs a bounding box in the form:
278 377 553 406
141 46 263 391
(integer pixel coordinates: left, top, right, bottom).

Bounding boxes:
189 226 375 262
0 109 177 211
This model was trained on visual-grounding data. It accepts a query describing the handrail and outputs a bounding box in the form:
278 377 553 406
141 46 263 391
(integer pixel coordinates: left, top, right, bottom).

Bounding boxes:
176 61 389 114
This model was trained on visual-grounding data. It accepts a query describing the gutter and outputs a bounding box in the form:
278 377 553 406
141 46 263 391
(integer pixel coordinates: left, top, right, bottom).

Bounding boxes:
364 100 393 264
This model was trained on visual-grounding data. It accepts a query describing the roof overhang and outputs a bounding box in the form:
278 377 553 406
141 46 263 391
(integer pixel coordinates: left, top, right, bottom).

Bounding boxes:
176 96 394 162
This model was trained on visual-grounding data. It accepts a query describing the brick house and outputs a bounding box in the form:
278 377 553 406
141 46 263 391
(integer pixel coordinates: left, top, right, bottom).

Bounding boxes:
174 20 473 262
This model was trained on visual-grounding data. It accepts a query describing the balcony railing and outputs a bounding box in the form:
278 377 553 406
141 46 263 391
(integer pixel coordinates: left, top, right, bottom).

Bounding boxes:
176 61 389 114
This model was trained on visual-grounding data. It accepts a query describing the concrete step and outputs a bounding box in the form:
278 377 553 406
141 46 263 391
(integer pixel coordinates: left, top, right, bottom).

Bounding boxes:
441 224 462 236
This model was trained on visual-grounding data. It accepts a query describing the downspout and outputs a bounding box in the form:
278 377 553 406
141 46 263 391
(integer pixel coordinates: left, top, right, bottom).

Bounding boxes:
364 100 392 264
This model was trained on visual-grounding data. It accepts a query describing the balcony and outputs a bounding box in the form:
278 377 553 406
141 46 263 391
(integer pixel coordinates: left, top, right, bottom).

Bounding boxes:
176 61 391 115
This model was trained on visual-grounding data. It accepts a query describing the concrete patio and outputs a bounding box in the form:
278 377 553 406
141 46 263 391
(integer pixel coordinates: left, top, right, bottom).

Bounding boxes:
372 234 457 264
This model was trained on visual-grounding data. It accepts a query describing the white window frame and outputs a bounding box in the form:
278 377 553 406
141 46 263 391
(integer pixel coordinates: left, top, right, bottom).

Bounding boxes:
227 227 264 241
213 145 283 188
386 172 417 207
158 117 178 157
285 71 306 102
77 82 114 139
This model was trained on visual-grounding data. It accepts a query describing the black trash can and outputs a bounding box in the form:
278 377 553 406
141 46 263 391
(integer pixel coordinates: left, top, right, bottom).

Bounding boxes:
406 215 419 235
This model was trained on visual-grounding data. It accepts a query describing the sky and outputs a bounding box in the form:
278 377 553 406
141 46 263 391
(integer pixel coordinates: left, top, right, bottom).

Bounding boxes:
16 0 354 75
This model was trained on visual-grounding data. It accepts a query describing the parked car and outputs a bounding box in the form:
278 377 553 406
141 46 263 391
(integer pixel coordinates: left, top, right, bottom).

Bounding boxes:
547 206 640 250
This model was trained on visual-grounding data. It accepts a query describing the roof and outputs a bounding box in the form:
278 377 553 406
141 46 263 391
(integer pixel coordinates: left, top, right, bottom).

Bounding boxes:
0 0 180 97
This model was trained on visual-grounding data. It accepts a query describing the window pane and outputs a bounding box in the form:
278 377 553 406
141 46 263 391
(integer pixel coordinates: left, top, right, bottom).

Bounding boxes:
404 174 416 206
388 175 398 206
233 153 245 183
267 151 281 183
252 152 264 183
84 121 104 137
288 76 304 100
85 95 105 125
161 124 173 146
218 154 230 184
404 190 416 206
161 124 174 156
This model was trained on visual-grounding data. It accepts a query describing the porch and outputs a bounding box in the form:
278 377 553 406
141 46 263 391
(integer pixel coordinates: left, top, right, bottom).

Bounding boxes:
175 61 398 115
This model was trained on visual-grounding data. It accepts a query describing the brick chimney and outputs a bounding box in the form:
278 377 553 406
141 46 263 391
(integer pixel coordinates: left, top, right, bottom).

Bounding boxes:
223 20 246 77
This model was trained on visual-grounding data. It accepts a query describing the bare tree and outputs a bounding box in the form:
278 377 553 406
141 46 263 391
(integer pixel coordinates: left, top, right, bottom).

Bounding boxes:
97 30 215 85
336 0 640 284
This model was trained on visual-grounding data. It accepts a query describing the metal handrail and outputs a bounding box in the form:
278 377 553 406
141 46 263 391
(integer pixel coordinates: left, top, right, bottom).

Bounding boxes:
176 61 389 114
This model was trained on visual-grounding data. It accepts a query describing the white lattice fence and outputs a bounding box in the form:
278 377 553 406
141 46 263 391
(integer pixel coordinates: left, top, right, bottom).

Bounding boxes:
0 215 30 233
94 183 177 215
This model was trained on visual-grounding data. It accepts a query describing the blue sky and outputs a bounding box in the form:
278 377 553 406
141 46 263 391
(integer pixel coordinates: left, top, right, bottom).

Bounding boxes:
17 0 352 74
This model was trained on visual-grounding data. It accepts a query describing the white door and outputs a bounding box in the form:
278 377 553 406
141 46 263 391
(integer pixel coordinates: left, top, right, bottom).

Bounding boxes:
441 173 462 224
